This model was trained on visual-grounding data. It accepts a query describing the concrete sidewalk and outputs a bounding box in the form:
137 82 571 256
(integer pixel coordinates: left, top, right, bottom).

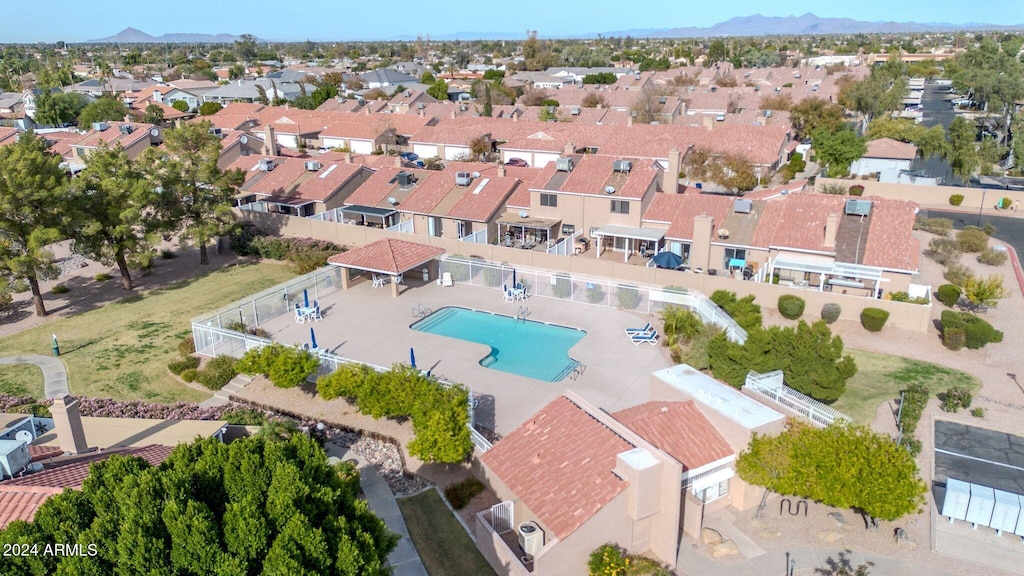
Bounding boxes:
678 544 955 576
324 443 428 576
0 355 68 398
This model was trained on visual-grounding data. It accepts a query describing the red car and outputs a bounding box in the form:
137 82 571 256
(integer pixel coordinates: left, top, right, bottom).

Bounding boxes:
505 158 529 168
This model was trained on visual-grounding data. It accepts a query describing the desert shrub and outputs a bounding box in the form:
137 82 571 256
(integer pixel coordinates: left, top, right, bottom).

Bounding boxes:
237 344 319 388
848 184 864 196
943 326 966 350
943 262 974 287
999 197 1012 209
956 226 989 252
218 406 268 426
939 385 973 413
250 236 342 272
940 310 1002 349
887 291 929 305
132 250 155 271
949 194 964 206
820 302 842 324
551 275 572 298
168 356 200 375
229 221 269 256
924 237 961 266
160 248 176 260
180 368 198 383
777 295 806 319
981 222 998 236
616 285 641 310
913 216 953 236
818 182 847 195
860 307 889 332
971 407 986 418
587 543 671 576
178 336 196 356
50 284 69 294
481 266 503 287
903 438 923 456
94 273 112 282
195 355 239 390
711 290 762 332
675 324 722 370
444 477 485 509
897 382 929 438
977 247 1008 266
585 283 605 304
936 284 961 307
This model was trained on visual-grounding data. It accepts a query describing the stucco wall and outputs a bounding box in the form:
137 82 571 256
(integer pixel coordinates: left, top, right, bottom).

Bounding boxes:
817 177 1024 214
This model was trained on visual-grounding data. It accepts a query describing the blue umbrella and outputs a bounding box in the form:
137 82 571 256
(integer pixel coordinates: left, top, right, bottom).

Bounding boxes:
651 251 684 269
309 327 318 350
303 288 310 308
409 347 416 369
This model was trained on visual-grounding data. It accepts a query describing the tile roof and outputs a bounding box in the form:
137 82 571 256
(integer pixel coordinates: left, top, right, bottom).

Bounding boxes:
642 193 733 241
292 163 367 203
553 155 658 200
751 193 843 252
861 199 920 271
343 166 403 206
479 395 633 540
612 401 733 470
326 238 444 275
398 172 457 215
864 137 917 161
320 113 434 140
0 491 49 527
245 157 310 195
0 127 17 147
27 445 63 462
445 176 519 222
72 122 158 151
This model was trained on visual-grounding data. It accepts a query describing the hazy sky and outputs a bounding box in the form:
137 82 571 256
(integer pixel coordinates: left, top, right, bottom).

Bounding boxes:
3 1 1023 42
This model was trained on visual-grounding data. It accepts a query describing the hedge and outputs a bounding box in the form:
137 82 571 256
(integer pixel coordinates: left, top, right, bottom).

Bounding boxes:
860 308 890 332
168 356 201 375
949 194 964 206
316 363 472 464
848 185 864 196
194 356 239 390
936 284 961 307
940 310 1002 350
237 344 320 388
820 303 841 324
777 294 805 319
939 385 973 413
444 477 485 509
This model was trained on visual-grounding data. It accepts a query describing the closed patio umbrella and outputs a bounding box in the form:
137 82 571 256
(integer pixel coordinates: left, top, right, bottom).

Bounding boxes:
310 327 318 350
512 268 517 288
409 347 416 369
303 288 310 308
651 251 684 269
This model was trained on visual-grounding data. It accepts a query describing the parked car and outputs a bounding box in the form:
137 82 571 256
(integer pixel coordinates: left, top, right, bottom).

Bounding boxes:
400 152 419 161
505 158 529 167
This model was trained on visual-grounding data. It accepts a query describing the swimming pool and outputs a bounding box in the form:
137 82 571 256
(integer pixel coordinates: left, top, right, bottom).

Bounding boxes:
411 306 586 382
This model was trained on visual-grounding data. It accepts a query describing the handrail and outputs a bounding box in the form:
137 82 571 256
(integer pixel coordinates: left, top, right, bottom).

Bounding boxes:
516 306 530 321
568 361 586 381
412 303 432 318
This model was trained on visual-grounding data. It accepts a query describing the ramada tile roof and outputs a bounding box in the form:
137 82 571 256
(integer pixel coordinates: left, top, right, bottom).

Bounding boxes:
479 395 633 540
612 401 733 470
642 193 733 241
326 238 444 275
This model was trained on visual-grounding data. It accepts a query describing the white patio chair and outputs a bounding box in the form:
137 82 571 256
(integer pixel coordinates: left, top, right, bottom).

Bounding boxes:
294 305 306 324
372 274 385 288
441 272 454 287
503 289 516 303
393 274 404 285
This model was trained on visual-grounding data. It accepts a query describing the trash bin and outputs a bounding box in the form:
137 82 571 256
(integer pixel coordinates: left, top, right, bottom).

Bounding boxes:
422 268 429 282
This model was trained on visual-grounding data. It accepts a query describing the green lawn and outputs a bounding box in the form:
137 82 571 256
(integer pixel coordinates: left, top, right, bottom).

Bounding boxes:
397 489 496 576
0 262 295 403
833 349 982 425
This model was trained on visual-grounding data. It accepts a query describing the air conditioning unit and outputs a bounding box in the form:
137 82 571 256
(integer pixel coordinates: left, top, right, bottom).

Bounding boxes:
397 171 413 186
518 522 545 558
569 106 580 116
0 439 30 480
555 157 574 172
612 159 632 173
734 198 753 214
92 121 109 132
118 124 134 134
305 161 321 171
845 199 872 216
417 103 425 109
258 158 275 172
456 171 473 186
716 114 726 122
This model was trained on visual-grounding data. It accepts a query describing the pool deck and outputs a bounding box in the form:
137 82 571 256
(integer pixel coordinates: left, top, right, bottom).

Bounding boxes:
257 275 671 436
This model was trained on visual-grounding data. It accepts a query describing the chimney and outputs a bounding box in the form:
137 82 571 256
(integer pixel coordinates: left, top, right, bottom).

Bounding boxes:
627 115 634 127
262 124 277 157
50 394 89 454
664 147 682 194
824 212 839 249
450 108 457 119
563 141 575 155
615 448 662 521
365 106 371 116
344 152 354 163
123 114 132 123
511 110 518 122
395 155 403 168
418 107 425 118
690 215 713 271
497 163 506 177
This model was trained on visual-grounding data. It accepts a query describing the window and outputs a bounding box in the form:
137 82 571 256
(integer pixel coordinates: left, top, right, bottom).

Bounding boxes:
610 200 630 214
540 193 557 207
723 247 747 270
718 479 730 496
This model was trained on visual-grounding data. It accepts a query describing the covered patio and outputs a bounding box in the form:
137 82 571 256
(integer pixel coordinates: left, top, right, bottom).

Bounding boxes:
765 256 885 297
339 204 400 228
327 238 445 297
496 213 560 250
592 225 666 262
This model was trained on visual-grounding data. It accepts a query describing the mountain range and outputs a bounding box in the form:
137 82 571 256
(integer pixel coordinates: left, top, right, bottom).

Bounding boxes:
89 14 1024 44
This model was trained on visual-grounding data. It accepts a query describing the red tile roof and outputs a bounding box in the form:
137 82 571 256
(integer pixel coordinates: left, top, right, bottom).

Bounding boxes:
642 193 733 241
612 401 733 470
245 157 309 196
555 155 658 200
0 490 49 527
862 199 920 271
0 127 17 147
398 172 457 215
343 166 404 206
445 176 519 222
864 137 917 161
27 445 63 462
479 395 633 540
72 122 158 151
292 163 367 203
752 193 842 252
327 238 445 275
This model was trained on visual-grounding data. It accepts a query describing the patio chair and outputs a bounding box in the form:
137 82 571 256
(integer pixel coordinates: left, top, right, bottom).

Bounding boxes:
294 303 306 324
393 274 404 285
312 301 323 321
503 288 516 303
372 274 385 288
441 272 454 287
630 330 658 345
624 322 653 336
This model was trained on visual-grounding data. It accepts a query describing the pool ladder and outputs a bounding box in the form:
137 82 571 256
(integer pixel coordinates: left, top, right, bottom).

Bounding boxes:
516 305 530 322
568 361 586 381
412 303 432 319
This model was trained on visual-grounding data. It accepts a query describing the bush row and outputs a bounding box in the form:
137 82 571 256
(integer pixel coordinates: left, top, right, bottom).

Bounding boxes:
0 393 268 424
237 343 320 389
897 383 928 456
940 310 1003 350
230 222 344 273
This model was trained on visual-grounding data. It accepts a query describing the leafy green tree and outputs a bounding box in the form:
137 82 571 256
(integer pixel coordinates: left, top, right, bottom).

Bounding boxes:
790 97 845 137
145 121 244 265
737 422 927 521
171 99 190 113
235 33 259 61
33 91 88 126
310 84 338 109
582 72 617 84
712 154 758 192
142 103 164 125
198 101 223 116
426 78 449 101
812 128 867 177
0 435 398 575
961 274 1008 311
866 118 948 158
482 84 492 117
66 144 158 290
0 131 66 316
77 94 129 127
947 116 979 184
419 70 436 84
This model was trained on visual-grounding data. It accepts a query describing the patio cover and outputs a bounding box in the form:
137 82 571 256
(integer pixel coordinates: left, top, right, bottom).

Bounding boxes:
771 257 883 282
496 214 561 230
340 205 397 221
327 238 445 276
592 225 666 242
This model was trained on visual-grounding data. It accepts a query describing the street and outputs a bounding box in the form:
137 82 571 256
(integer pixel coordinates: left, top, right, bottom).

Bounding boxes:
923 208 1024 257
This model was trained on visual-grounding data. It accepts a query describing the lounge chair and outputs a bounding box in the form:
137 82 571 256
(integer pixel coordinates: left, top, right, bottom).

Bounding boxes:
625 322 653 336
441 272 454 287
631 330 659 345
294 303 306 324
372 274 385 288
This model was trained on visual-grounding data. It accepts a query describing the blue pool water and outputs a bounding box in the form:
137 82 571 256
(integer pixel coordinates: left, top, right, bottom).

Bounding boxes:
411 307 586 382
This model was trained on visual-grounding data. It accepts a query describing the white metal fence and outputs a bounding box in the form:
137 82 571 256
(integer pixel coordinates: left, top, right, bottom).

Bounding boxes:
459 228 488 244
388 219 414 234
489 501 514 534
437 256 747 344
743 370 852 427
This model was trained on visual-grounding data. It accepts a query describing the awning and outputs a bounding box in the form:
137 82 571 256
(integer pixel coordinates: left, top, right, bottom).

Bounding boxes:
592 225 665 242
772 257 883 281
341 205 398 220
497 214 561 231
262 195 315 207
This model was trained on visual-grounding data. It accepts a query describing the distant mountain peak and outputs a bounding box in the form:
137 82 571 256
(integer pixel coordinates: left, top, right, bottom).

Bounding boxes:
88 27 246 43
657 13 1024 38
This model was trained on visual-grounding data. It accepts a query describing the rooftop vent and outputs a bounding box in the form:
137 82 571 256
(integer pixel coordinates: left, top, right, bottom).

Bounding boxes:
209 127 224 137
733 198 753 214
555 157 574 172
845 199 872 217
569 106 580 116
258 158 275 171
92 121 109 132
118 124 134 134
456 171 473 186
397 171 414 186
417 103 425 109
612 159 633 173
658 96 667 104
716 114 726 122
305 161 321 171
604 186 616 194
388 197 398 205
